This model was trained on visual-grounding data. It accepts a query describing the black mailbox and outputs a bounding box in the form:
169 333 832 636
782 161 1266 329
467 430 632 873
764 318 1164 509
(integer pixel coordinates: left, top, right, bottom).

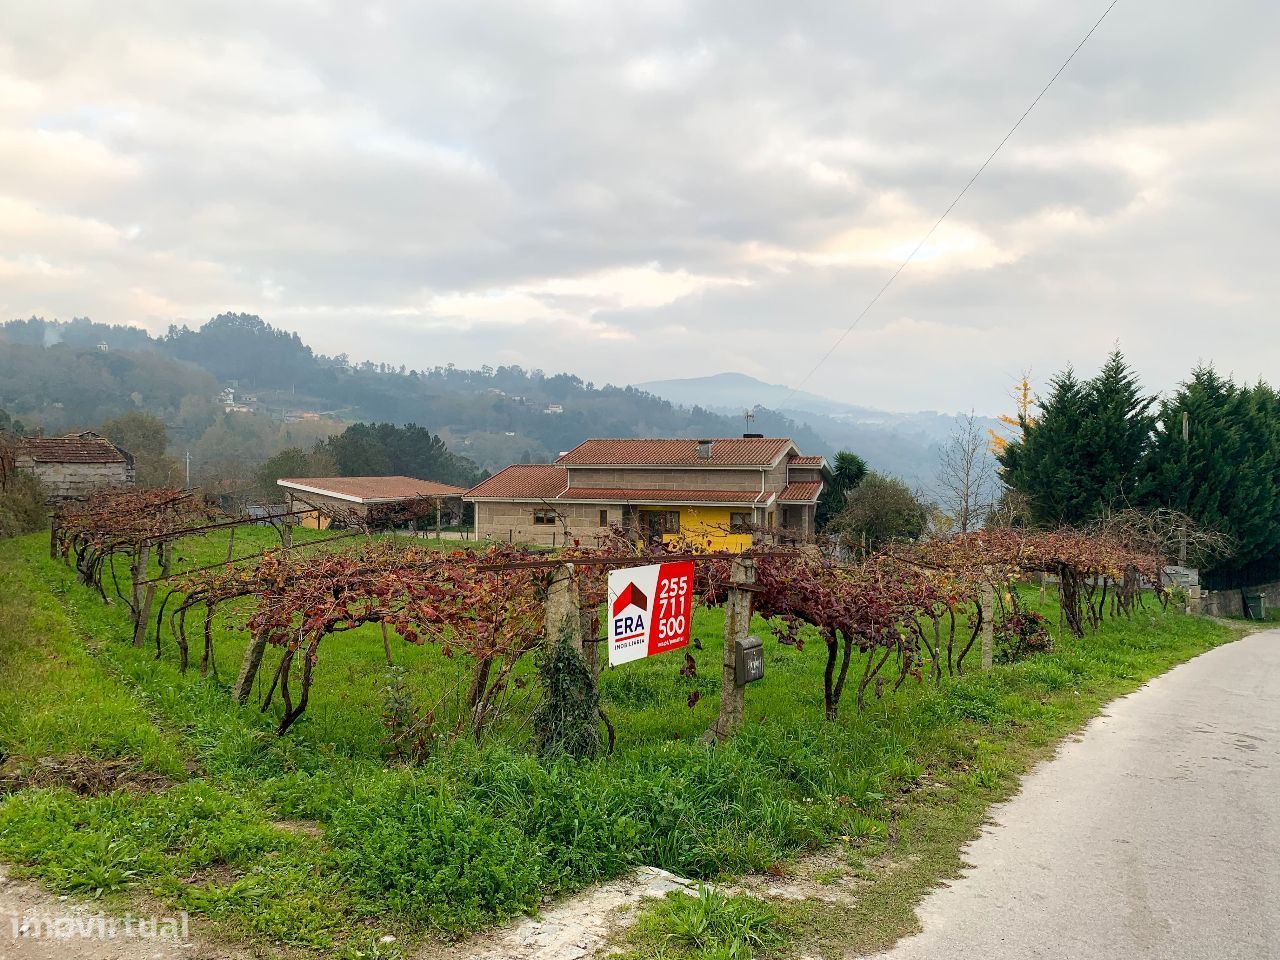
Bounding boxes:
735 635 764 686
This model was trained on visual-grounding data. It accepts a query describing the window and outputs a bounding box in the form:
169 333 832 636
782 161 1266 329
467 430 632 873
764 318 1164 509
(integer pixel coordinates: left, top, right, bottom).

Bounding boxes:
599 509 610 527
533 509 558 525
729 512 752 532
641 510 680 535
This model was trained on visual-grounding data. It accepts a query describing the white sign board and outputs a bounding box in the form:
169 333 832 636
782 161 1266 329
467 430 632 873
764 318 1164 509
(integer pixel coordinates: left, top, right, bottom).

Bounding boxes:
607 560 695 666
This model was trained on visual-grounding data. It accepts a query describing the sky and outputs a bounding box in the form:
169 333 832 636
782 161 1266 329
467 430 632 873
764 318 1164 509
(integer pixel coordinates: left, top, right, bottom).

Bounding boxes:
2 1 1277 415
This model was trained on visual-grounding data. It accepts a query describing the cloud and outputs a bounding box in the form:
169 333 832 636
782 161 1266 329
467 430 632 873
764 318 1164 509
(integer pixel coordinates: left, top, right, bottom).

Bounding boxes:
2 1 1279 413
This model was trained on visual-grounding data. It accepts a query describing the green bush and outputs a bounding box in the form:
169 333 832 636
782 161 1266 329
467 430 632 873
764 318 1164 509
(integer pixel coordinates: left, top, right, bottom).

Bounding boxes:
0 471 46 539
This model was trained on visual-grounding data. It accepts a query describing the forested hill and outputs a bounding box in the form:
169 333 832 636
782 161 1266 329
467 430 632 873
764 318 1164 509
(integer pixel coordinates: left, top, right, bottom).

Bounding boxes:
0 314 828 472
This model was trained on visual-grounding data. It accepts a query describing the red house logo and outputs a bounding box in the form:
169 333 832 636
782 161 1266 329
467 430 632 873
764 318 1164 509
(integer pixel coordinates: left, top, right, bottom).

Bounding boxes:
612 582 648 617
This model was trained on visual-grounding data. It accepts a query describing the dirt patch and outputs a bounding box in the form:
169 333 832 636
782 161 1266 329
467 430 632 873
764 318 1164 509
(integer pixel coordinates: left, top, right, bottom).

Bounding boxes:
271 819 324 839
1 865 247 960
181 862 242 888
0 756 175 796
418 866 698 960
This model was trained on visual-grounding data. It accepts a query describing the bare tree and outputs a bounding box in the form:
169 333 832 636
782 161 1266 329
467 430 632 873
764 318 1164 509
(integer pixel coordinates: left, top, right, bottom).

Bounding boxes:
936 412 997 533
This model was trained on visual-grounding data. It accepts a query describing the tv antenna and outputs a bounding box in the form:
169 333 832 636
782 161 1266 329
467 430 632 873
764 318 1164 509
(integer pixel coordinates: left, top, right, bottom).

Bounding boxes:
743 409 756 433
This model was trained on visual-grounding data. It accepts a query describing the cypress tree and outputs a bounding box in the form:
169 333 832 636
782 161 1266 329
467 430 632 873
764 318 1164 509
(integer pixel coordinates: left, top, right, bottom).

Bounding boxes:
999 366 1091 526
1080 348 1156 511
1139 368 1280 572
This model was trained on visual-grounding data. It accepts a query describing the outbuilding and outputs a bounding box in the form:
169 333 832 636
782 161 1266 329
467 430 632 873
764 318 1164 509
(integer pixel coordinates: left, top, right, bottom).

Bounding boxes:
14 432 135 501
277 476 468 531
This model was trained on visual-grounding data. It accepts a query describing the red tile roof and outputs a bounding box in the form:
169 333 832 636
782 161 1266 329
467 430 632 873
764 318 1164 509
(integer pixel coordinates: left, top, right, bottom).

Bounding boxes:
556 487 772 505
465 465 568 500
17 433 129 465
788 455 826 466
777 481 823 503
278 476 467 503
556 438 793 467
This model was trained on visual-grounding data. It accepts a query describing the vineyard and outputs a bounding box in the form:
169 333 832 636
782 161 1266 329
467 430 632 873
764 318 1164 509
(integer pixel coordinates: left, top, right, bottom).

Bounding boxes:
47 487 1172 745
0 488 1233 957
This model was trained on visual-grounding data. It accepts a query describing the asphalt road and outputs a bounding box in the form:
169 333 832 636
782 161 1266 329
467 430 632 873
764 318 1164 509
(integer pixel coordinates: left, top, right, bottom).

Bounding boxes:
873 628 1280 960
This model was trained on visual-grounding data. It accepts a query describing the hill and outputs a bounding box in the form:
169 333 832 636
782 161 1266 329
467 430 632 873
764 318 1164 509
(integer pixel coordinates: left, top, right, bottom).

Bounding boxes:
0 315 831 478
638 372 1001 486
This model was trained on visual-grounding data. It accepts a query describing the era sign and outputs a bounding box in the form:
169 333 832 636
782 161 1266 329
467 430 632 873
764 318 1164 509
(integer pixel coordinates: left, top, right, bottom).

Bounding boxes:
607 561 695 666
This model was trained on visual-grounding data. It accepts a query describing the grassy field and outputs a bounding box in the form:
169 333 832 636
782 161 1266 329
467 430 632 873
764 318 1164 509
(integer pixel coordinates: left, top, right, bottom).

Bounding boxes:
0 527 1244 959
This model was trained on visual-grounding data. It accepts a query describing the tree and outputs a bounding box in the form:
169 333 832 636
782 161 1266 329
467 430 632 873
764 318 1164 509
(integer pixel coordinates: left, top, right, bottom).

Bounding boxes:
832 472 928 554
98 410 176 487
255 446 331 498
1000 351 1154 527
321 423 480 487
1138 367 1280 574
816 451 867 529
1083 349 1156 510
936 413 996 533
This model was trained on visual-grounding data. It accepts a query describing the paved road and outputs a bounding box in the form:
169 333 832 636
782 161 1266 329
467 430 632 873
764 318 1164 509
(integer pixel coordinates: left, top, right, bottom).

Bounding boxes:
874 629 1280 960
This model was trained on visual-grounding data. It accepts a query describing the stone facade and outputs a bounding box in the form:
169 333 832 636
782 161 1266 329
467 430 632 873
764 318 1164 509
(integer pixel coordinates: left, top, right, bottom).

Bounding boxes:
14 433 134 502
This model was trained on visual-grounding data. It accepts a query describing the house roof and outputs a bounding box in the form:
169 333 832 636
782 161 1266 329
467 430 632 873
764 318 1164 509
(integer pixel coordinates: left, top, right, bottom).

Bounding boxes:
556 437 794 467
556 487 773 506
463 465 774 506
464 465 569 500
277 476 467 504
17 433 130 465
777 481 823 503
788 455 826 467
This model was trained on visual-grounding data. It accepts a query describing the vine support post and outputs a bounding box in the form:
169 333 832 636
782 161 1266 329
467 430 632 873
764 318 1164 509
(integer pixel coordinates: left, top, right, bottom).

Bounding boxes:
980 576 995 672
544 563 583 654
708 555 755 743
132 541 155 647
233 629 269 704
282 518 293 553
49 515 59 559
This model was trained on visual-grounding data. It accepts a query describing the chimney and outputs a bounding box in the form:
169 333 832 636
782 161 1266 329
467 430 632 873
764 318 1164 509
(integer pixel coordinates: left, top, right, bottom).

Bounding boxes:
742 432 764 439
696 439 714 460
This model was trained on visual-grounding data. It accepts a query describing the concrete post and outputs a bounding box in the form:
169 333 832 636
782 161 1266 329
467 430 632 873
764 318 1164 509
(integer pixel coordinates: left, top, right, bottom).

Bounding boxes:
544 563 583 653
232 630 268 704
708 556 755 743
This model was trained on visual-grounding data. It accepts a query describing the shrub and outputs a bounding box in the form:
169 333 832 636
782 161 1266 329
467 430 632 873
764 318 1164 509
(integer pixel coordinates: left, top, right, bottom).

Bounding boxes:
533 621 600 760
994 609 1052 663
0 471 46 539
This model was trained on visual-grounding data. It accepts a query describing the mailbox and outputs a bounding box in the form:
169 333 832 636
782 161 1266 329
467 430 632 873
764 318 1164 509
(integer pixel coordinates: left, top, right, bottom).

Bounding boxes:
734 635 764 686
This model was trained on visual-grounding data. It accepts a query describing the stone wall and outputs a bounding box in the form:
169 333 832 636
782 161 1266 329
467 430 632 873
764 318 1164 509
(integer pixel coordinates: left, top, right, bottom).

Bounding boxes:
475 500 615 546
1197 580 1280 618
15 459 133 501
564 466 766 492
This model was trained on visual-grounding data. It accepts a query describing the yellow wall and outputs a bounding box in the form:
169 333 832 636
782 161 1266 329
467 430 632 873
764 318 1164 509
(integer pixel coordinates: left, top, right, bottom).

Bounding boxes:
298 509 331 530
644 505 755 552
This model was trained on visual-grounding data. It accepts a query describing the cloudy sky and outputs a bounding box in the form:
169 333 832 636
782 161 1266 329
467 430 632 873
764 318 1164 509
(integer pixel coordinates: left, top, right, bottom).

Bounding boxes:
2 1 1276 413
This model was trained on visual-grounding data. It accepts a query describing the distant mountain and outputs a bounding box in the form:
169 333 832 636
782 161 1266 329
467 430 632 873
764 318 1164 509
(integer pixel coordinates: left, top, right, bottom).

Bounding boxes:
0 316 832 475
637 372 1001 487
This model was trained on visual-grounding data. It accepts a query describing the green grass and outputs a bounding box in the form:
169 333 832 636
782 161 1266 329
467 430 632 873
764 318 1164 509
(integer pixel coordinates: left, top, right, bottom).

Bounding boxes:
616 887 788 960
0 528 1245 956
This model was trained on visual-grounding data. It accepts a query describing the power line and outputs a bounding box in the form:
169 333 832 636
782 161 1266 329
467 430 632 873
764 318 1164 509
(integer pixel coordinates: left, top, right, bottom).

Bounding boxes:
781 0 1121 405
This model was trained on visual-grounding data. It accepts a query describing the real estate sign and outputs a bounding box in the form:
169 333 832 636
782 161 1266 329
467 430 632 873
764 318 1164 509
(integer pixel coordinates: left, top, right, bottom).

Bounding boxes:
607 560 695 666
